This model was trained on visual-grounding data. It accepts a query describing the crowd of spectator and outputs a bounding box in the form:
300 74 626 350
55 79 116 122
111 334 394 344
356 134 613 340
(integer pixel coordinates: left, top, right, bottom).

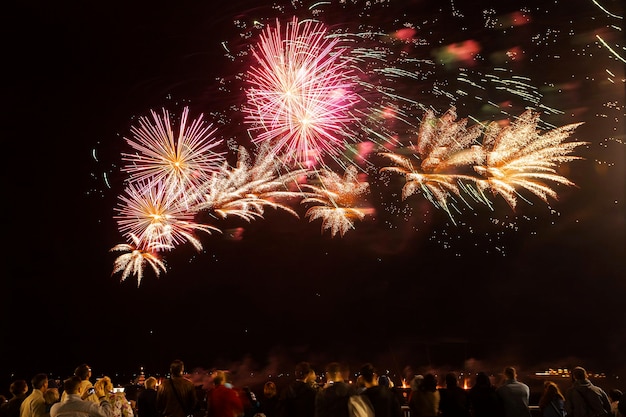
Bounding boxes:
1 361 624 417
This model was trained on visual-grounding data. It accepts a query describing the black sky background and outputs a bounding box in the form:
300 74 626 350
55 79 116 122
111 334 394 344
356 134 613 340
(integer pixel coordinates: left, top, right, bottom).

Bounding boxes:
3 0 625 391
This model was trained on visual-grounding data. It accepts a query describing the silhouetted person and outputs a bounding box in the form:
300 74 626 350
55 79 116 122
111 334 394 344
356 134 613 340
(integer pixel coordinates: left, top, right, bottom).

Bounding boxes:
0 380 28 417
136 377 159 417
538 381 566 417
565 366 611 417
20 374 49 417
62 364 98 404
277 361 319 417
378 375 393 389
258 382 279 417
157 360 198 417
358 363 403 417
240 386 259 417
495 367 531 417
468 372 502 417
43 387 60 416
314 362 356 417
439 372 470 417
206 371 243 417
409 373 440 417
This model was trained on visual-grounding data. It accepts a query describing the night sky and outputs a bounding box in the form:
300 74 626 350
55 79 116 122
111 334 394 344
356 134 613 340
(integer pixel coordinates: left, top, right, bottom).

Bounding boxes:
4 0 625 391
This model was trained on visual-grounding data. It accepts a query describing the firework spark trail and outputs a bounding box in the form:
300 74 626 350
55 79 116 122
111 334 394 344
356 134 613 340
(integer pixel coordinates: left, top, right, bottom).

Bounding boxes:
591 0 623 20
110 234 167 286
114 179 221 253
192 144 309 221
122 107 225 197
244 17 360 166
380 108 587 219
380 107 487 219
474 111 587 209
302 165 371 237
596 34 626 64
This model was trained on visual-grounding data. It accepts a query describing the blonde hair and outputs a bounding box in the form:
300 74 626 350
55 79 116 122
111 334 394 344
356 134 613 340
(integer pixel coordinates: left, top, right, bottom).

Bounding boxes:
145 377 157 390
44 388 60 405
95 376 114 393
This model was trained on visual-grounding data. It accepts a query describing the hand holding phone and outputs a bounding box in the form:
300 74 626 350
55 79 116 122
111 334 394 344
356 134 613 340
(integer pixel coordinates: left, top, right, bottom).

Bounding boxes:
81 387 95 400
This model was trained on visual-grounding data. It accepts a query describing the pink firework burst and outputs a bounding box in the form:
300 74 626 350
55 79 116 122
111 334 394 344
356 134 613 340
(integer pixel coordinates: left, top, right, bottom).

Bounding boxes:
121 106 225 196
244 16 360 166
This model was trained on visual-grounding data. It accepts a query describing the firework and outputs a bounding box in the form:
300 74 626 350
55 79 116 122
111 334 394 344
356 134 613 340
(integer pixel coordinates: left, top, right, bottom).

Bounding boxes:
244 17 359 166
110 234 167 286
302 165 370 237
474 110 586 209
121 107 225 196
380 108 587 217
106 0 600 282
193 144 308 221
380 107 487 217
114 179 220 252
